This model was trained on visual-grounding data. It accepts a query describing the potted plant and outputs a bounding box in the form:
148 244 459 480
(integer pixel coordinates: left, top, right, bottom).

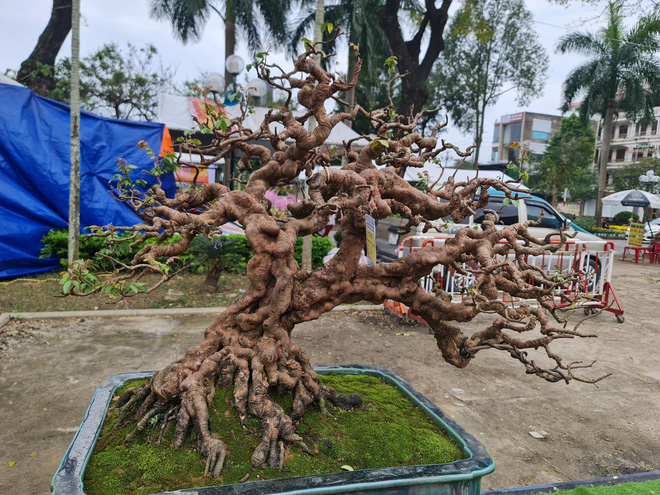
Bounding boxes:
51 366 494 494
52 30 607 495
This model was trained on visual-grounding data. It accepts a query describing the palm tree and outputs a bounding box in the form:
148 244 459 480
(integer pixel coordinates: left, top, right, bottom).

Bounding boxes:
558 2 660 225
291 0 392 119
150 0 292 87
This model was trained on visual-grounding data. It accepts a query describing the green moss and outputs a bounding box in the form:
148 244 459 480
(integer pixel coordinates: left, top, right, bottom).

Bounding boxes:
83 374 465 495
549 481 660 495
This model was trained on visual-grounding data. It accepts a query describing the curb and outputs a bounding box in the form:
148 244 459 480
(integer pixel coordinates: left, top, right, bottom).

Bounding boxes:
0 304 383 329
482 470 660 495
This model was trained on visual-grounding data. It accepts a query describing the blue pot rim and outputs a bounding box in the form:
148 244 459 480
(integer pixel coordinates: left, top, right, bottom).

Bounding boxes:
51 364 494 495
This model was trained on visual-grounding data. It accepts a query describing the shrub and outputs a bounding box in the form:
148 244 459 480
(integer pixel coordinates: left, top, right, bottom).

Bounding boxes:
41 230 334 274
613 211 639 225
294 236 334 270
572 216 596 230
40 229 193 272
188 234 253 274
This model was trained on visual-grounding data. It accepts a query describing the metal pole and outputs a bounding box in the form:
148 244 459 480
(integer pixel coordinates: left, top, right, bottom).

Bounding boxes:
67 0 81 266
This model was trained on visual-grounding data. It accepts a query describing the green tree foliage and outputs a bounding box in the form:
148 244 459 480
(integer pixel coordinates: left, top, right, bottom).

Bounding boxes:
528 115 596 206
150 0 291 87
611 157 660 192
431 0 547 167
558 2 660 224
45 43 174 121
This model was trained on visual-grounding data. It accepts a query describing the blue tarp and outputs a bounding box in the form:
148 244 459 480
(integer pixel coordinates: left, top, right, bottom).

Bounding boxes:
0 84 176 279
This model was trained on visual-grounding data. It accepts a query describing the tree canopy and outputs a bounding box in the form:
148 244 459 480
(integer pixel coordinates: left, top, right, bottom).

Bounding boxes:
46 43 175 121
528 114 596 206
150 0 291 87
431 0 548 166
558 1 660 223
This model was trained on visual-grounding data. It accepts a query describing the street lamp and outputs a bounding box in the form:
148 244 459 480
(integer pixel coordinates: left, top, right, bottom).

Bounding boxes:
202 72 225 102
225 54 245 104
247 78 267 106
639 170 660 193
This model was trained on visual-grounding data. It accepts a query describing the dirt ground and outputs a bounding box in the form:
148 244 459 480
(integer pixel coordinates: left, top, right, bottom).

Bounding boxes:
1 255 659 495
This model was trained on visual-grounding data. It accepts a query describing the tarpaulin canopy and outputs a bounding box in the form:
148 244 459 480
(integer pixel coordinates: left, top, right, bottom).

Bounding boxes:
0 84 176 279
158 93 369 148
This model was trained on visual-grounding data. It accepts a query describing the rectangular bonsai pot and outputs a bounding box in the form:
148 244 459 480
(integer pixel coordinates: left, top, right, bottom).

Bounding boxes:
51 365 494 495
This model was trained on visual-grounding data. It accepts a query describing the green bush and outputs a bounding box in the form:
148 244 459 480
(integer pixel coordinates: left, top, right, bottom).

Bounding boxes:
188 235 253 274
613 211 639 225
572 216 596 230
294 236 334 270
41 229 334 274
40 229 193 272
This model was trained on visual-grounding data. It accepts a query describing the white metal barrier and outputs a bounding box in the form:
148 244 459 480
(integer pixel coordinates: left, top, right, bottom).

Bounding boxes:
384 235 624 323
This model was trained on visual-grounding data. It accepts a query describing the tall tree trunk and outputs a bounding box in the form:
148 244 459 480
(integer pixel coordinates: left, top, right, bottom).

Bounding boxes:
224 0 236 89
377 0 451 116
399 73 430 117
68 0 80 265
17 0 72 94
551 182 557 208
344 47 357 128
595 104 615 225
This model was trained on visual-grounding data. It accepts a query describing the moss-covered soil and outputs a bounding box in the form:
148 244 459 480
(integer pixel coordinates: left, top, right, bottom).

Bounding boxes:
83 374 465 495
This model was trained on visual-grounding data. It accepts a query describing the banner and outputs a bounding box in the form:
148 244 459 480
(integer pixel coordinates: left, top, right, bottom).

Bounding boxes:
627 222 645 247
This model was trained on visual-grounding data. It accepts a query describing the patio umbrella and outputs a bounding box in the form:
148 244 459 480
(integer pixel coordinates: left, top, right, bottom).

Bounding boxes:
601 189 660 208
602 189 660 239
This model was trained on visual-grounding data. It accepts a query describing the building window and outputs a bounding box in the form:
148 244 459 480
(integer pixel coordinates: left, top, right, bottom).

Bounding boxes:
615 149 625 162
619 125 628 138
598 126 602 140
492 125 500 143
639 125 647 136
502 122 522 144
652 121 658 135
531 130 550 141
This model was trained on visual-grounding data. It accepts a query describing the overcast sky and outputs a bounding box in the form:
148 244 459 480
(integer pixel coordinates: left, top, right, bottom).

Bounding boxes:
0 0 621 159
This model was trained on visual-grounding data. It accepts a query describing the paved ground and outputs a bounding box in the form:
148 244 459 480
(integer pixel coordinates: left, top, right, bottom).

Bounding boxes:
1 249 659 495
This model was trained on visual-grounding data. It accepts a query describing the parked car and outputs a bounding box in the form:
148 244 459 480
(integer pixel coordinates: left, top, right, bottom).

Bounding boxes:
643 217 660 244
375 191 605 292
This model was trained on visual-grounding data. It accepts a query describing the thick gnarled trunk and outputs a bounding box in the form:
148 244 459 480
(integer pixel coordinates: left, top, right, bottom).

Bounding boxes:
77 36 607 480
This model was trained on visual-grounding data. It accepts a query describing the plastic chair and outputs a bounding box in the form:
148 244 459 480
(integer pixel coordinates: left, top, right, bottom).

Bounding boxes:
649 242 660 263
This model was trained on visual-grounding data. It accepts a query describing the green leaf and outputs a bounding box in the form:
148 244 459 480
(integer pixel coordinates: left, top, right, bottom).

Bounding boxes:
321 22 333 34
340 465 354 471
62 280 73 294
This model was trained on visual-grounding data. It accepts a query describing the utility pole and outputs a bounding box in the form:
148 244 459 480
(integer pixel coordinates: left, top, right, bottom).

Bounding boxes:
302 0 324 271
67 0 81 266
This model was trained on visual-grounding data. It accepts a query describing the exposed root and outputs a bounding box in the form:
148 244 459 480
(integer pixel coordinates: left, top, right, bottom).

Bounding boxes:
116 340 363 478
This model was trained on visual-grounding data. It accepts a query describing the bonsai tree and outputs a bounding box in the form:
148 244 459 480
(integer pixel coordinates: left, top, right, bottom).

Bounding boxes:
67 34 606 478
